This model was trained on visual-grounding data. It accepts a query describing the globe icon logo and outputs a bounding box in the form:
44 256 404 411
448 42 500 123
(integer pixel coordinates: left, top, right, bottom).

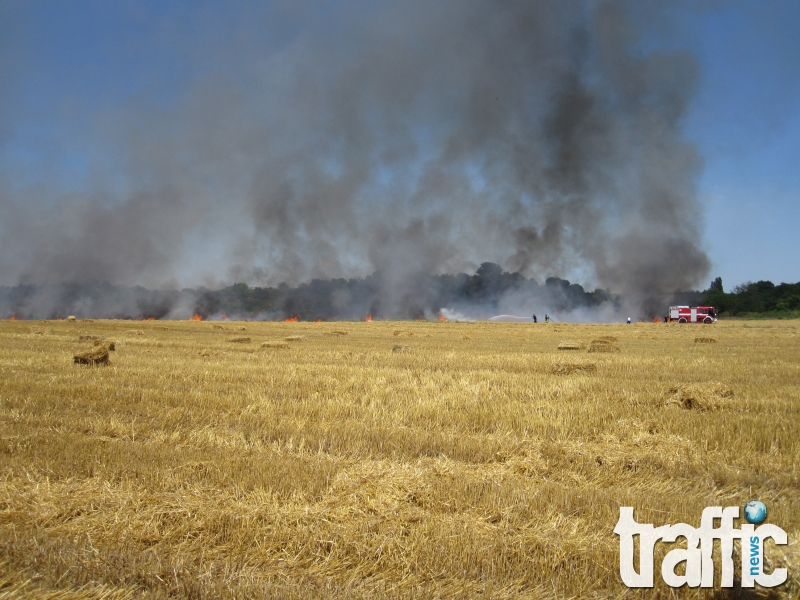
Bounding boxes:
744 500 767 524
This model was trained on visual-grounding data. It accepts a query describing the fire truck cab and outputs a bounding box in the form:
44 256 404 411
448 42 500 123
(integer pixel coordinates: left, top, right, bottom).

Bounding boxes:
668 306 717 324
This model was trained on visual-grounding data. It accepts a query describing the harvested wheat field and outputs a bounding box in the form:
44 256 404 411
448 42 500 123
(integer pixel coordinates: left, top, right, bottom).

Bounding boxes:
0 319 798 598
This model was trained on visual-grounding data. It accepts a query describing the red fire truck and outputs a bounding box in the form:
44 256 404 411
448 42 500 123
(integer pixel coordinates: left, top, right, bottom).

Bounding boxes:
667 306 717 323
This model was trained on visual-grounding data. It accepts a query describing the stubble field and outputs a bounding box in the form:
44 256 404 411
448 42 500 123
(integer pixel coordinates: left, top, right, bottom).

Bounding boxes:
0 318 798 599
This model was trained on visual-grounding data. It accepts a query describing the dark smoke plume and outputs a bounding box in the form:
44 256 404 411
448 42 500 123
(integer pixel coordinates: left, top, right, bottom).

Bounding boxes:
0 1 710 318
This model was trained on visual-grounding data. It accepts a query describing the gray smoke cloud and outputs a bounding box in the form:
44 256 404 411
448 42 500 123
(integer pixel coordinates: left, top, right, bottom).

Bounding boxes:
0 0 710 318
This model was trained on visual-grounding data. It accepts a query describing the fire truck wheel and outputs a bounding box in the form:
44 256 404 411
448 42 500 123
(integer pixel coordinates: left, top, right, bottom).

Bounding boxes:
703 317 712 324
678 318 687 323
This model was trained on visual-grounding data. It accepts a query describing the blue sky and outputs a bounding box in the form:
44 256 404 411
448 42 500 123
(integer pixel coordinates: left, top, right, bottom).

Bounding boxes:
1 1 799 291
679 2 800 289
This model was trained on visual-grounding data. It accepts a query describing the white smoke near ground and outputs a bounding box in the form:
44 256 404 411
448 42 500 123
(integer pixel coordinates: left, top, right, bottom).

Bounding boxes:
439 308 475 323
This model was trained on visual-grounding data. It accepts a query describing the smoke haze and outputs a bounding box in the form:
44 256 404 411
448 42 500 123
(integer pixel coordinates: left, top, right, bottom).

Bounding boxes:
0 1 710 318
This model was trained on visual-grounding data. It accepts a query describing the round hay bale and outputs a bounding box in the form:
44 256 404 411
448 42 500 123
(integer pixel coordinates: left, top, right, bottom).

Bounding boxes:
227 336 251 343
67 316 77 322
285 335 307 342
74 346 110 365
79 334 105 341
94 340 116 351
557 341 584 350
588 342 620 353
392 344 413 353
261 341 289 349
694 337 717 344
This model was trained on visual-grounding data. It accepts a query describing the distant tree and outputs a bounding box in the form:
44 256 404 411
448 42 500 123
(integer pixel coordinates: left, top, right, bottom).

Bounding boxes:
709 276 723 292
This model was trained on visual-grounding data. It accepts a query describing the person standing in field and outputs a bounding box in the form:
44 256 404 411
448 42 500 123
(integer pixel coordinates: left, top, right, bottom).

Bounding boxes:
532 314 537 323
545 314 550 323
627 317 631 324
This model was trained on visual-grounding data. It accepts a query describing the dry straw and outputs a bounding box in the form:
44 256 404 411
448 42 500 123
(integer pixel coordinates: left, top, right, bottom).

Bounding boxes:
79 334 105 341
695 337 717 343
94 340 116 351
392 344 413 353
125 330 144 335
588 341 620 353
285 335 307 342
324 330 348 336
664 384 734 411
73 346 110 365
212 324 225 330
235 326 246 331
551 361 597 375
227 337 251 343
261 341 289 349
557 341 584 350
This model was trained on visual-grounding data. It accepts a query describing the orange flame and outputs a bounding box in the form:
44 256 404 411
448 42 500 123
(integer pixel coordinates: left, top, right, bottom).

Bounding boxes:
221 314 229 321
314 318 323 322
284 315 299 322
144 317 156 321
652 317 661 323
365 314 373 322
189 313 203 321
438 315 447 322
9 316 18 321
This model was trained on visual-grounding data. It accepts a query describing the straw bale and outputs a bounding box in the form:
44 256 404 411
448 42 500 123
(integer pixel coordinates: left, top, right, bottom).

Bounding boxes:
589 339 610 346
79 334 105 341
73 346 110 365
551 361 597 375
462 336 472 340
665 384 734 411
393 330 413 337
324 331 348 337
588 342 620 353
235 326 246 331
557 341 584 350
285 335 307 342
198 349 212 357
94 339 116 351
392 344 413 353
212 324 225 330
261 341 289 349
67 316 76 321
597 335 617 342
694 337 717 344
227 337 251 343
